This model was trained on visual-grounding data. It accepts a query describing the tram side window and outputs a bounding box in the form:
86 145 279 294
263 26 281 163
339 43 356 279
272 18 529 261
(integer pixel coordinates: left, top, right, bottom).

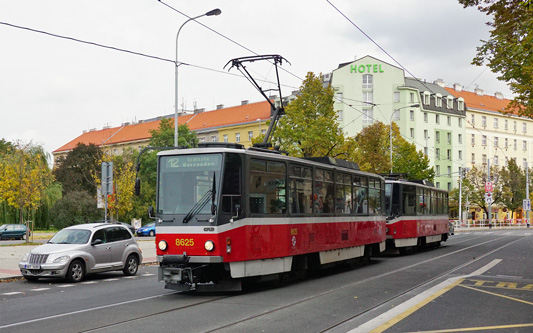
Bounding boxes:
249 159 286 215
402 185 417 215
354 176 368 215
368 178 382 215
431 190 438 215
417 187 424 215
221 154 242 214
335 173 352 214
289 165 313 214
314 169 334 214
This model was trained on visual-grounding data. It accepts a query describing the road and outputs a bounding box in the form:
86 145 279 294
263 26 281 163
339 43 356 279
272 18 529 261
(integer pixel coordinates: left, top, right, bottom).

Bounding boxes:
1 229 532 333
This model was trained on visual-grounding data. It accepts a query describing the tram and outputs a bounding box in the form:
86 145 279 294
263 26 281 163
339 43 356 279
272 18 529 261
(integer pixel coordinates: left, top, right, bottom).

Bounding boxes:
151 144 387 291
384 177 450 254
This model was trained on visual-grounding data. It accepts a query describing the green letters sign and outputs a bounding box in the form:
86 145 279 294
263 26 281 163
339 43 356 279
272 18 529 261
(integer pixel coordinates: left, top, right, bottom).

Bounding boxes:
350 64 384 74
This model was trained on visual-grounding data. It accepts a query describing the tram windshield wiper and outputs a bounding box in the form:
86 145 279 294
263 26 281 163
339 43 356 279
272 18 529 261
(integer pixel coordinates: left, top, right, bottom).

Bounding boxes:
182 190 213 223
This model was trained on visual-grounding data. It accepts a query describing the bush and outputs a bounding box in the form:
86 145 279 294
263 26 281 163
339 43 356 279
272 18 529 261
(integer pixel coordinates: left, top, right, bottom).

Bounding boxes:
51 191 103 229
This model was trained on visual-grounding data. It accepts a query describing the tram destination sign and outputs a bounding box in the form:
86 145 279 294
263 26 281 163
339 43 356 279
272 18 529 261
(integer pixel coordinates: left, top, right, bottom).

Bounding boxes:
163 154 221 170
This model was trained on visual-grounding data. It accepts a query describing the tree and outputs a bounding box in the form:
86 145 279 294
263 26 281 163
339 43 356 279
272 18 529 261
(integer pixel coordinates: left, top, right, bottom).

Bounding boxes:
51 191 102 229
459 0 533 116
53 143 102 196
351 122 435 180
0 142 53 228
273 72 346 158
499 158 526 219
149 117 197 148
462 165 507 219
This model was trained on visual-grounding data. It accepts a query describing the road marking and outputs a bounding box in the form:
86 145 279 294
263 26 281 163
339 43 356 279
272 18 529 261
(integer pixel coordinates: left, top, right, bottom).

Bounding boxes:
1 292 23 296
56 284 74 288
103 278 120 282
351 259 503 333
31 288 50 291
81 281 98 285
459 285 533 306
411 322 533 332
0 292 177 330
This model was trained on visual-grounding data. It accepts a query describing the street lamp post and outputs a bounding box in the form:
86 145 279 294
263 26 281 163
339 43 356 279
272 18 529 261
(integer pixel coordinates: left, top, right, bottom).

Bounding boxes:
174 8 221 148
390 104 419 173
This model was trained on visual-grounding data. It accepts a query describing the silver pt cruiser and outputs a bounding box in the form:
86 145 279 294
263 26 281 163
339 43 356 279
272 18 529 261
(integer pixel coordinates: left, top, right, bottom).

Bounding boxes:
19 223 143 282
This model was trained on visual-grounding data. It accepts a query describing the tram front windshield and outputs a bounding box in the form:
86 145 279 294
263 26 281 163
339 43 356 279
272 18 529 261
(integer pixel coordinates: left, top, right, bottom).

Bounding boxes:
158 154 221 216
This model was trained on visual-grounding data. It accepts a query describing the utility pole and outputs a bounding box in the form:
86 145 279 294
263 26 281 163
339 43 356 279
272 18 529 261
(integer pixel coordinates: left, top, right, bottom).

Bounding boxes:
527 162 530 228
487 159 492 228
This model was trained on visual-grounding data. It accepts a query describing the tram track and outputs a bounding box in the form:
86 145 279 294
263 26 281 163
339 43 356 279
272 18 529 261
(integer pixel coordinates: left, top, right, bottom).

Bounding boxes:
74 234 521 333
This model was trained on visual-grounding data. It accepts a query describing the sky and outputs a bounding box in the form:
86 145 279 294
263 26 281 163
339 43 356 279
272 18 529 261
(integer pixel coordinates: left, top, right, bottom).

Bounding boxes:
0 0 512 163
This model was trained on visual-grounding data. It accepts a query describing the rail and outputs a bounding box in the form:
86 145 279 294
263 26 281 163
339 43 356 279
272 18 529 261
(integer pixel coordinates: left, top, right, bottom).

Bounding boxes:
450 219 531 229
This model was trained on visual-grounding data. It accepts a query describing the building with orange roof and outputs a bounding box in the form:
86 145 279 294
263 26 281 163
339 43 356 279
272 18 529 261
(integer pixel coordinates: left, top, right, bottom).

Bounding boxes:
52 100 271 164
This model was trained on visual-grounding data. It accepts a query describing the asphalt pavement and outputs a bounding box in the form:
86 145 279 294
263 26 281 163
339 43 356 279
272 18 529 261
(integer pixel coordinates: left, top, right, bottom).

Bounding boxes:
0 236 157 280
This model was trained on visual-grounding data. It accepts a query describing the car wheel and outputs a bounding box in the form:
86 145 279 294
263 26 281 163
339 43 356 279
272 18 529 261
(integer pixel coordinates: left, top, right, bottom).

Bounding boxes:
123 255 139 276
22 234 26 240
149 230 155 237
66 259 85 283
24 275 39 282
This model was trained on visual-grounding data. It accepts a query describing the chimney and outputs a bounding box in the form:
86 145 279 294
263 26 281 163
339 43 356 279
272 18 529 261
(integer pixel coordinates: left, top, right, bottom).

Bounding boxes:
194 108 205 114
494 92 504 100
216 104 224 109
453 83 463 92
241 100 249 105
434 79 445 87
475 88 484 96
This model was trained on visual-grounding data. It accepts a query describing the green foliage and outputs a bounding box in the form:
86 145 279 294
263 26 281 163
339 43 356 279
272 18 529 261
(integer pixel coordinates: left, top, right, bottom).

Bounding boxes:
459 0 533 115
149 117 198 148
53 143 102 196
274 72 345 158
50 191 103 229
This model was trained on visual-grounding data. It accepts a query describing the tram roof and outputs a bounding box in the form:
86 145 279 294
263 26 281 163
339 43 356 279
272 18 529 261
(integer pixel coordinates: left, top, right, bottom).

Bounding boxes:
157 146 383 179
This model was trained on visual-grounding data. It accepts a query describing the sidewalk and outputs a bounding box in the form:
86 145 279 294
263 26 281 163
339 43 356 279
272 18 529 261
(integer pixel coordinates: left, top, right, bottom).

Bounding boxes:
0 239 157 280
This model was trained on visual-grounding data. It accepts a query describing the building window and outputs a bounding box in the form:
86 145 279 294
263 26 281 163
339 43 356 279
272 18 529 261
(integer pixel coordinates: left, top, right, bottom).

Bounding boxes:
199 137 206 143
482 135 487 146
459 150 463 160
261 129 266 135
523 140 527 151
471 134 475 146
458 134 462 144
424 129 429 140
482 116 487 127
393 110 400 121
446 98 453 109
447 133 452 144
494 118 498 129
436 148 440 160
447 116 451 126
447 166 452 177
248 131 253 141
504 119 508 130
458 100 464 111
337 110 343 120
223 134 228 143
410 110 414 121
410 128 415 138
436 114 440 124
514 121 517 132
436 96 442 108
211 135 217 142
471 114 475 125
524 158 528 169
424 147 428 156
236 133 240 142
514 139 518 150
410 92 415 103
394 92 400 102
423 93 430 105
472 153 475 164
362 74 373 89
523 122 527 133
494 137 499 147
424 113 428 123
482 154 487 165
335 92 343 103
363 108 373 127
436 131 440 143
494 155 499 165
363 91 373 104
459 118 462 127
447 149 451 161
436 165 440 175
505 138 508 148
447 183 452 192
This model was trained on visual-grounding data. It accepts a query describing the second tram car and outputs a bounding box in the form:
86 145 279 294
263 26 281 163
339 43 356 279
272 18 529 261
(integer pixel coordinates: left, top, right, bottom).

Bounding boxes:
152 143 387 291
384 177 450 254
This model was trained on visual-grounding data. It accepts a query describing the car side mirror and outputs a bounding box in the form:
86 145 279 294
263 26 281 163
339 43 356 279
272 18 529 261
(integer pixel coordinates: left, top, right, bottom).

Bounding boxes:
148 206 155 219
91 239 103 246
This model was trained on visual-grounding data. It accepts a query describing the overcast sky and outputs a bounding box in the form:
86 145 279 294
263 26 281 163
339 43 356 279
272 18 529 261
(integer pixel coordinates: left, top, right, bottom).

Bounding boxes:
0 0 511 161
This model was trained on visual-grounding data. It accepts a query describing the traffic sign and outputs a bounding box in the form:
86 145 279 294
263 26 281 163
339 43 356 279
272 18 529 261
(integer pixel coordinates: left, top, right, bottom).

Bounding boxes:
523 199 531 211
485 192 493 205
485 181 493 193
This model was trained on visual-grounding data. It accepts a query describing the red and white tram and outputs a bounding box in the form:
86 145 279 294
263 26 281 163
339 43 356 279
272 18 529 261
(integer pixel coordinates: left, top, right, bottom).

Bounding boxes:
384 177 450 254
152 143 387 291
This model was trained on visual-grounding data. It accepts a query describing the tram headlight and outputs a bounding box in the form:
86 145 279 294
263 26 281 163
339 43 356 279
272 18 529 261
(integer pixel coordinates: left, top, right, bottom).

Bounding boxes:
204 240 215 252
158 240 168 251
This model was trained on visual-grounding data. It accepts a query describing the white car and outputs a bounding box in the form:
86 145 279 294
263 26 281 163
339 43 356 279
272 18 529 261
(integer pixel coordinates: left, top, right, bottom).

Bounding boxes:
19 223 142 282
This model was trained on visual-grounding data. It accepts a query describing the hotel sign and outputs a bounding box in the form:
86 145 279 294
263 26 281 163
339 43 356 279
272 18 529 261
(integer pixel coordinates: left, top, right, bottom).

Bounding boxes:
350 64 384 74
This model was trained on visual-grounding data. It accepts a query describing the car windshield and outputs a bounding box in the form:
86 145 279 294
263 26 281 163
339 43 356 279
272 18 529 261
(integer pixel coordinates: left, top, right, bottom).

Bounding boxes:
145 223 155 228
49 229 91 244
0 224 6 230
